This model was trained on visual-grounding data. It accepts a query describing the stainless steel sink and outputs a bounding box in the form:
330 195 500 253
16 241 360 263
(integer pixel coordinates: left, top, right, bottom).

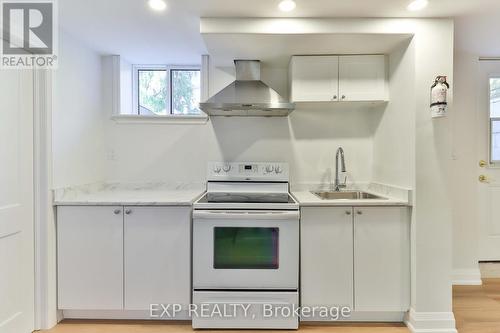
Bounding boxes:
312 191 387 200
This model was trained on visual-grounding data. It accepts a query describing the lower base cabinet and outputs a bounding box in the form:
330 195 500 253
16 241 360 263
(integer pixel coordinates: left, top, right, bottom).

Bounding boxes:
124 206 190 317
301 207 354 321
57 206 124 310
354 207 410 312
301 206 410 321
57 205 191 319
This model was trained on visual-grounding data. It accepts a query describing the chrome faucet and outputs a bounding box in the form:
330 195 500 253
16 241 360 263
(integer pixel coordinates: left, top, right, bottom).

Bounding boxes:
333 147 347 191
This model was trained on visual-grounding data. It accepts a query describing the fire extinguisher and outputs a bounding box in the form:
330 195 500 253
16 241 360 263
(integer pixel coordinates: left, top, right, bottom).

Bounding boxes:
430 76 449 118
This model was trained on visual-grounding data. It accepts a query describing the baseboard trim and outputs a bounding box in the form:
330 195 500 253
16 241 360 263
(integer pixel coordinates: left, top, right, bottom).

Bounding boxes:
404 308 457 333
62 310 190 321
452 268 482 285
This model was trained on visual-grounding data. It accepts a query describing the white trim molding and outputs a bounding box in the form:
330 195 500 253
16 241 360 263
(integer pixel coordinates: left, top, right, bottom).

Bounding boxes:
452 268 483 286
111 114 209 125
34 69 59 330
405 309 457 333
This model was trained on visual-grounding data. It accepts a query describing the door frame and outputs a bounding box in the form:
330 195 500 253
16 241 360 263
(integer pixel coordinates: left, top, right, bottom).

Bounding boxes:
33 69 58 330
477 58 500 261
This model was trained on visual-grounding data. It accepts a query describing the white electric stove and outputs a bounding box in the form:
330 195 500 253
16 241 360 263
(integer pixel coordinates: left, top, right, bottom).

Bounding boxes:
192 162 299 329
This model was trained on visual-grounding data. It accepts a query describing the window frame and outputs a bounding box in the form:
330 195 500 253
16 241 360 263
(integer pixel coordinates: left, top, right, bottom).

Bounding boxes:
489 75 500 166
132 64 202 117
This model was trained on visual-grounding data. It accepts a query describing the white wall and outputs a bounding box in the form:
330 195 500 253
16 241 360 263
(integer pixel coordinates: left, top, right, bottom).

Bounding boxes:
103 64 382 186
411 20 454 319
372 40 415 188
52 30 106 188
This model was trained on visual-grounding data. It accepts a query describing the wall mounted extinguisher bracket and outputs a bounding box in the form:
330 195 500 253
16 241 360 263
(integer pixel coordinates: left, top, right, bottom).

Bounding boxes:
430 76 450 118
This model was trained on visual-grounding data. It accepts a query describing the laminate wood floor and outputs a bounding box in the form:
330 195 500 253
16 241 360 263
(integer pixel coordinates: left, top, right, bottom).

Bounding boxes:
453 278 500 333
42 321 409 333
42 279 500 333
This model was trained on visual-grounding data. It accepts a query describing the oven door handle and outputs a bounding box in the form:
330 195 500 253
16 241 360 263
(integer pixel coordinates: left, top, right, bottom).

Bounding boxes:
193 210 299 220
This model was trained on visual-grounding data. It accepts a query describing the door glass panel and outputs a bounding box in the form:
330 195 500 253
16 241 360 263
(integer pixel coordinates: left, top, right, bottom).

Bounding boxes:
490 78 500 162
214 227 279 269
491 120 500 162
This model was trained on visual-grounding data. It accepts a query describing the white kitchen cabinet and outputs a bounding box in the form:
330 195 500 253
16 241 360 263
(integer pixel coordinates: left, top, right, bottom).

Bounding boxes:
289 56 339 102
57 205 191 317
124 206 191 317
57 206 124 310
339 55 388 102
300 206 410 319
353 207 410 312
300 207 354 321
289 55 388 103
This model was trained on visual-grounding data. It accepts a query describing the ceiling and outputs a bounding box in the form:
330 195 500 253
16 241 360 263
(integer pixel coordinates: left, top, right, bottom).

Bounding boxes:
59 0 500 64
204 34 413 67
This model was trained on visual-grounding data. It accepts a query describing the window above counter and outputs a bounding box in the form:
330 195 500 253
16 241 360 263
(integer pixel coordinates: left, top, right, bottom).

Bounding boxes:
108 55 209 124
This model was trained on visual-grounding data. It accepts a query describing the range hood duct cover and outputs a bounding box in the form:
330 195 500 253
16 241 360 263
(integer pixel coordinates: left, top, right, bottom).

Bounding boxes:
200 60 295 117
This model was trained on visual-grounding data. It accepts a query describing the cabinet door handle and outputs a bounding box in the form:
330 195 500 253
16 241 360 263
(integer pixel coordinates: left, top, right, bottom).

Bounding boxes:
345 210 352 215
333 95 338 100
342 95 346 100
113 209 121 215
125 209 132 215
356 210 363 215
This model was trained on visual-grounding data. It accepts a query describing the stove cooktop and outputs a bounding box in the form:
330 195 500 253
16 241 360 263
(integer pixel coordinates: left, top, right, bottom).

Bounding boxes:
194 192 299 210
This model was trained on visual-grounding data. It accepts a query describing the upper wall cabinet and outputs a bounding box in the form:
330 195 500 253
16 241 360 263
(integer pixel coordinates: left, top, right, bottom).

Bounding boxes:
289 56 339 102
289 55 388 103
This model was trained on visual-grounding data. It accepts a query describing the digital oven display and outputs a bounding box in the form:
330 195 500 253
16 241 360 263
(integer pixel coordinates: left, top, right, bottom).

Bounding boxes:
244 165 252 170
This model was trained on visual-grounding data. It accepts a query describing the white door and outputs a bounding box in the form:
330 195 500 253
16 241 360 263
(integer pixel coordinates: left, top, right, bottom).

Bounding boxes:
0 70 35 333
477 61 500 260
290 56 339 102
353 207 410 311
339 55 387 102
300 207 353 321
57 206 123 310
124 206 191 319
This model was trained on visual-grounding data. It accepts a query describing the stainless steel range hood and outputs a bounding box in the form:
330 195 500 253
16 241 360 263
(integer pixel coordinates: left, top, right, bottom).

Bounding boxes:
200 60 295 117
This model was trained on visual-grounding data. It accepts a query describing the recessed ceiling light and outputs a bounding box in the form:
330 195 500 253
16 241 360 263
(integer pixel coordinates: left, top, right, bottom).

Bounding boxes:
279 0 296 12
148 0 167 11
407 0 428 11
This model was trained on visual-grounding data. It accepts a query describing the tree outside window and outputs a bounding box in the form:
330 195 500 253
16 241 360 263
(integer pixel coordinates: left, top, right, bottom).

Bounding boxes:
137 66 201 116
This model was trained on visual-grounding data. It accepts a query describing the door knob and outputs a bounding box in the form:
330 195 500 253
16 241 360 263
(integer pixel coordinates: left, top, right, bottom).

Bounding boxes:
341 95 346 100
125 209 132 215
113 209 121 215
356 210 363 215
345 210 352 215
479 175 489 183
479 160 488 168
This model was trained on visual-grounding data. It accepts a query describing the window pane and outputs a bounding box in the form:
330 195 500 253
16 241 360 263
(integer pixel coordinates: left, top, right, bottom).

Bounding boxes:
492 120 500 162
490 78 500 118
171 70 201 115
138 70 167 115
213 227 279 269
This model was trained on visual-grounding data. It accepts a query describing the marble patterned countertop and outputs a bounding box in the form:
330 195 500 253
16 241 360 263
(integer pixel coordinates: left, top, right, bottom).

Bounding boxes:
291 182 412 207
53 182 206 206
53 181 412 207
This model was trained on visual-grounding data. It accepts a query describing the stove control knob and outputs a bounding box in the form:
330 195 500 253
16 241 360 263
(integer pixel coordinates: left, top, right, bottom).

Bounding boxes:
213 165 222 173
275 165 283 174
265 165 274 173
222 164 232 172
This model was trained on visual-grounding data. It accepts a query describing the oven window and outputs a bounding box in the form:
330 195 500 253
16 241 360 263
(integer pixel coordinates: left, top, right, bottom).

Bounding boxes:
213 227 279 269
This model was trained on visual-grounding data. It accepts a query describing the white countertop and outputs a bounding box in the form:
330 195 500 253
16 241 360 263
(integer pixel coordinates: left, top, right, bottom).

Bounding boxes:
291 182 412 207
53 182 206 206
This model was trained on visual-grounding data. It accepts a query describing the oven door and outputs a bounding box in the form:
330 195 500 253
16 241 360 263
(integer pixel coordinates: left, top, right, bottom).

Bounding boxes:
193 210 299 290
